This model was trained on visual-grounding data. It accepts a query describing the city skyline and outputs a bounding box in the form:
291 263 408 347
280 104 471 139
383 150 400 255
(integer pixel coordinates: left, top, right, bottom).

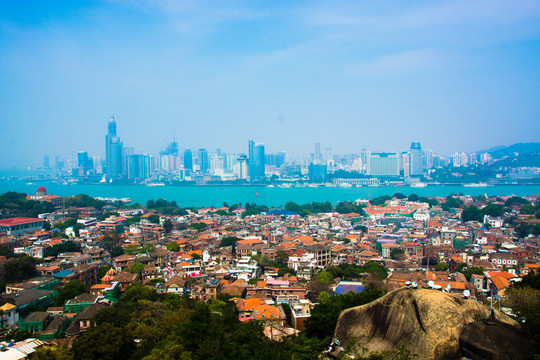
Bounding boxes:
1 1 539 169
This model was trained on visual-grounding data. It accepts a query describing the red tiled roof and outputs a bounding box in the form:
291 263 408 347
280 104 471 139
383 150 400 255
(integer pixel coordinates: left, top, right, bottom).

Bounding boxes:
0 217 42 226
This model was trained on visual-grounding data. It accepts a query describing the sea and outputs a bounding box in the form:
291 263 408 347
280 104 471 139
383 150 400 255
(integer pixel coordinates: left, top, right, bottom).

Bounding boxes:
1 179 539 208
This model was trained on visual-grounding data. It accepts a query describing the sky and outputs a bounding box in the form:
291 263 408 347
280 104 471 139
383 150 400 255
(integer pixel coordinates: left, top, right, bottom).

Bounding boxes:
1 0 539 169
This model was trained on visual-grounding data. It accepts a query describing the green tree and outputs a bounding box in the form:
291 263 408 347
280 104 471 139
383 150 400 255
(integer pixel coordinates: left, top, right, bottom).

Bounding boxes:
219 236 239 248
482 204 503 217
463 266 484 281
71 323 135 360
44 241 82 258
147 214 160 224
407 193 419 202
126 262 145 275
435 262 449 271
98 265 112 280
55 280 87 306
521 204 535 215
505 196 530 207
33 345 74 360
163 219 174 233
3 257 38 283
391 248 405 260
393 193 406 199
167 242 180 252
462 206 483 222
110 246 124 258
304 284 385 339
505 286 540 335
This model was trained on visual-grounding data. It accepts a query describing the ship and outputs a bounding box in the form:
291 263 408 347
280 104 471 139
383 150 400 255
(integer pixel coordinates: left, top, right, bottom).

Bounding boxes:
463 183 490 187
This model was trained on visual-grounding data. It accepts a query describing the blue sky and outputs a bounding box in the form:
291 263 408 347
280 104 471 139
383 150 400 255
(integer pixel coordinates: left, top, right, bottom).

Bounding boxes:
1 0 539 169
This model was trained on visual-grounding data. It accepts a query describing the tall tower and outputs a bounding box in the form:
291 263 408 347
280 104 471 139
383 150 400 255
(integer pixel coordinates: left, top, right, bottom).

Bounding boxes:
105 117 123 180
198 149 209 173
183 149 193 170
252 143 265 182
315 142 321 164
409 141 424 177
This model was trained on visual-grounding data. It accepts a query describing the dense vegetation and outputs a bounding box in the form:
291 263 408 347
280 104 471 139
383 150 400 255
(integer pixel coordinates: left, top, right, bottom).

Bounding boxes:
505 271 540 337
33 280 397 360
146 198 188 215
64 194 106 209
0 191 54 218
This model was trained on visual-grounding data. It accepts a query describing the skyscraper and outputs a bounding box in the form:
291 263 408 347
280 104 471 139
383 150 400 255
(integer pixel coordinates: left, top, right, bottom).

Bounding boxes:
105 117 123 180
42 155 50 169
183 149 193 170
248 141 265 182
198 148 209 173
367 152 399 177
77 151 89 175
315 142 321 164
409 141 424 176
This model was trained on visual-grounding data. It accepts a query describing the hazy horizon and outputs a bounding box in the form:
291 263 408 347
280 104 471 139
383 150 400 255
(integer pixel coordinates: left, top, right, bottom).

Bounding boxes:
1 1 539 169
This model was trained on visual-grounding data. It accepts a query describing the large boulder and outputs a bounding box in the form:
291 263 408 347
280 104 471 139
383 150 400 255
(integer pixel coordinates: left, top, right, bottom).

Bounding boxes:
333 287 525 359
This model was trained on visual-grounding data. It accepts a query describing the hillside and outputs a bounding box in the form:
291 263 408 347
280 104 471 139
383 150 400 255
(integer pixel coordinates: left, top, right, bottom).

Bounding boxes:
479 142 540 158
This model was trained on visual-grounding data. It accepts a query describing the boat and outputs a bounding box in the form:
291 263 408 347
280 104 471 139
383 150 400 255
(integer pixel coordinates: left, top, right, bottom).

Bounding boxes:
278 184 291 188
267 185 275 188
463 183 490 187
146 183 166 187
339 183 353 187
410 182 427 188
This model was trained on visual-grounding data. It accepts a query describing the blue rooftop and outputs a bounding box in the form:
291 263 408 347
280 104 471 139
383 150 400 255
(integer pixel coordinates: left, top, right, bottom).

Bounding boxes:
52 269 75 278
265 209 298 216
334 283 365 295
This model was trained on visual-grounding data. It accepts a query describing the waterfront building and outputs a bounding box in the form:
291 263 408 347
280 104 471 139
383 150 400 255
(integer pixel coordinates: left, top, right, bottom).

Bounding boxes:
105 118 123 180
249 141 265 182
235 154 249 180
198 149 209 173
183 149 193 170
409 142 424 176
453 152 468 167
367 152 399 177
308 163 327 182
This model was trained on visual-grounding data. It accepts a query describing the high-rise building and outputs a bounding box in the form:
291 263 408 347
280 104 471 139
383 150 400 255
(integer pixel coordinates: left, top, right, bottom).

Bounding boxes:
55 156 64 171
77 151 90 175
409 141 424 176
42 155 50 169
105 117 123 180
198 149 209 172
127 154 155 180
183 149 193 170
249 142 265 181
367 152 399 177
424 149 433 169
308 163 327 182
324 147 332 164
235 154 249 179
453 152 468 167
161 139 179 156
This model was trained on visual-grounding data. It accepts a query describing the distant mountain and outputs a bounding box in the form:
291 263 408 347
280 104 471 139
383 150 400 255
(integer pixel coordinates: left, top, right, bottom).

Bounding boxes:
477 142 540 158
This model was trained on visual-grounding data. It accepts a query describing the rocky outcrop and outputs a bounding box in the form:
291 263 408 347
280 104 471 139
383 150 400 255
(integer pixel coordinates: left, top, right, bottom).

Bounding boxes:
333 287 530 360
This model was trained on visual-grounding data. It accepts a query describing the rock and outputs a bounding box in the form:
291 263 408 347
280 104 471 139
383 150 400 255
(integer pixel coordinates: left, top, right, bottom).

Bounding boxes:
333 287 520 360
460 322 536 360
